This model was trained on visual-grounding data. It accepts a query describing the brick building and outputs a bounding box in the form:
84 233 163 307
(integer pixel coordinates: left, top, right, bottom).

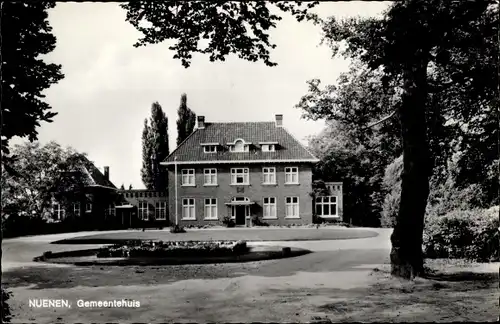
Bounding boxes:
161 114 344 227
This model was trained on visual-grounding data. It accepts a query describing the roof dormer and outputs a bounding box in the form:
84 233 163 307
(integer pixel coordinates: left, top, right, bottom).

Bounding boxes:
259 141 278 152
227 138 251 152
201 142 219 153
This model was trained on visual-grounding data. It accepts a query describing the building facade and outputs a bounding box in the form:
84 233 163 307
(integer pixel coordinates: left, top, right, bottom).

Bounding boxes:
162 114 343 227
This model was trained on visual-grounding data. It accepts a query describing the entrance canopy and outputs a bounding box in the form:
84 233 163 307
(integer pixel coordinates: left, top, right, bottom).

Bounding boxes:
225 197 254 206
115 204 134 209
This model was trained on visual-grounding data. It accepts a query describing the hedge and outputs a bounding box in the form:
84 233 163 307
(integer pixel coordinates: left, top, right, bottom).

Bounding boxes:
423 206 499 262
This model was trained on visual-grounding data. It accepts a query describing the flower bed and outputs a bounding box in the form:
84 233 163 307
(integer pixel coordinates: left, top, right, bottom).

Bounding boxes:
96 240 248 258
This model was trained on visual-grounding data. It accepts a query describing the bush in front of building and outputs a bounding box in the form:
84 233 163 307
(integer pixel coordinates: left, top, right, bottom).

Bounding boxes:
169 224 186 233
222 216 235 228
423 206 499 262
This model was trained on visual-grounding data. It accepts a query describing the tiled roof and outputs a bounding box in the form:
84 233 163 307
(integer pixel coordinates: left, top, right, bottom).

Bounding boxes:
163 122 318 164
80 157 117 189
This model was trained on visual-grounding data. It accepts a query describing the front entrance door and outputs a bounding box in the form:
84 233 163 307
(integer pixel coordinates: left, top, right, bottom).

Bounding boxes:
235 205 246 225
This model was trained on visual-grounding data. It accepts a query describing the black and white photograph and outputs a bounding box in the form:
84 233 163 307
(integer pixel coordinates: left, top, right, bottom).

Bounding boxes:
1 1 498 322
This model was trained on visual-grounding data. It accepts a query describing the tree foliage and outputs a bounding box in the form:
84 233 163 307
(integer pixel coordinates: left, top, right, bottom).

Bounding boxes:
2 141 88 219
1 2 64 156
120 1 319 67
143 102 170 191
140 119 154 189
176 93 196 146
299 0 498 279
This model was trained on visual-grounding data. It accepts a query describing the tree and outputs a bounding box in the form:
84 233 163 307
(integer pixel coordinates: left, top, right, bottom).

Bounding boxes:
120 184 125 190
143 102 170 191
140 119 154 189
2 141 88 219
299 0 497 278
120 1 320 68
176 93 196 146
1 2 64 157
129 184 133 190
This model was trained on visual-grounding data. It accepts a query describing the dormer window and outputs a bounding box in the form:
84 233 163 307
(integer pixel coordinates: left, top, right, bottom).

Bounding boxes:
228 139 250 153
201 143 219 153
259 142 278 152
262 144 275 152
204 145 217 153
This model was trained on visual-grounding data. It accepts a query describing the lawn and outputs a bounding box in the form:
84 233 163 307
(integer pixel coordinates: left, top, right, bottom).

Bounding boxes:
52 227 379 245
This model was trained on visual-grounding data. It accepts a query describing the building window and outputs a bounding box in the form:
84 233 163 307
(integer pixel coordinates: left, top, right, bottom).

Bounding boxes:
182 198 196 220
204 198 218 220
181 169 195 186
107 203 115 217
261 144 275 152
263 197 277 219
262 167 276 184
85 202 92 213
155 201 166 220
285 167 299 184
231 168 249 185
54 203 65 220
204 145 217 153
204 168 217 185
230 139 249 152
285 197 299 218
73 202 80 217
139 201 148 220
316 196 338 218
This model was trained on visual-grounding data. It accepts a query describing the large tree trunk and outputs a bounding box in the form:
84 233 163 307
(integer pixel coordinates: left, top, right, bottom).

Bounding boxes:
390 58 431 279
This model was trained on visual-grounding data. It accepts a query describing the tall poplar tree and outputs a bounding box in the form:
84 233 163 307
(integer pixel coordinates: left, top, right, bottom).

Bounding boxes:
147 102 169 191
176 93 196 146
140 119 154 189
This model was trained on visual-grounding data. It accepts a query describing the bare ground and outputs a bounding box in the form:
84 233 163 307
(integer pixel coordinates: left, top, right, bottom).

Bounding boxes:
2 229 498 322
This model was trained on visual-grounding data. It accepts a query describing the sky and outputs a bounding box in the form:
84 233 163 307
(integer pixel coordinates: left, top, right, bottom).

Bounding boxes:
25 1 390 189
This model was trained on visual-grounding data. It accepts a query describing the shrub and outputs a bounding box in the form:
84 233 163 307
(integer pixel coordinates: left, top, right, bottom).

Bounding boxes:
222 216 235 228
380 155 402 228
169 225 186 234
423 206 499 262
251 216 269 227
1 287 12 323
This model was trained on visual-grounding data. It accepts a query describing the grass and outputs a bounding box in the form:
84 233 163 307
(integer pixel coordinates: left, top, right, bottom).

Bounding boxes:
51 227 379 245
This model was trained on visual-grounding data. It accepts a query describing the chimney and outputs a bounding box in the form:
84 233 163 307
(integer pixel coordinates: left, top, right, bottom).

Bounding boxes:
103 166 109 180
275 114 283 127
197 116 205 129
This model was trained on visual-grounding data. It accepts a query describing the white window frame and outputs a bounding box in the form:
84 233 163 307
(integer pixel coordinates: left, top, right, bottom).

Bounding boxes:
73 202 80 217
230 140 249 153
182 198 196 220
263 197 277 219
204 145 217 153
107 203 115 217
203 168 218 186
54 203 65 220
262 167 276 184
181 169 195 186
262 144 276 152
285 196 300 219
139 201 149 220
315 196 339 218
155 201 167 220
204 198 218 220
230 168 249 185
285 166 299 184
85 202 92 213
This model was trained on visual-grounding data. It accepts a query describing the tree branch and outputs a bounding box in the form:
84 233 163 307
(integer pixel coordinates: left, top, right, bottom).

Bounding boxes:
363 110 397 129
